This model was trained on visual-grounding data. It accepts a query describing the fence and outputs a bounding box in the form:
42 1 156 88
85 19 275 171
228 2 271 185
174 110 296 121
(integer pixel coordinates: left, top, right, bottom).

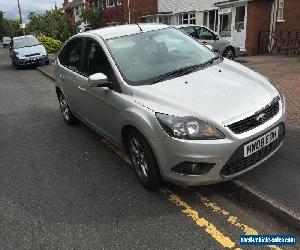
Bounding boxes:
258 30 300 55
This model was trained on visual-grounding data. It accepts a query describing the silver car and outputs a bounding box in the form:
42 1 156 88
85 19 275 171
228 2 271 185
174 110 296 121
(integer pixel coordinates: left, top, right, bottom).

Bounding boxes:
10 35 49 68
54 24 286 191
177 25 240 59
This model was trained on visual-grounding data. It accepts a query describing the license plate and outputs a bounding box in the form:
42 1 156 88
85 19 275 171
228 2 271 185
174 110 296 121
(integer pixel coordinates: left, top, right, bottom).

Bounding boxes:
244 127 279 157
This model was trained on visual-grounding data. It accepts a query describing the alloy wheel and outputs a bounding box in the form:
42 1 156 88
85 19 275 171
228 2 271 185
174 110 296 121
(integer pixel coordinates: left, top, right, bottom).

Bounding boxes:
129 137 149 181
59 94 70 121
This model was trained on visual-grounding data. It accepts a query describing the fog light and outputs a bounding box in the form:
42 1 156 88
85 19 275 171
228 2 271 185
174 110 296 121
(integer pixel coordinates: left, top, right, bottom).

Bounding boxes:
172 162 215 175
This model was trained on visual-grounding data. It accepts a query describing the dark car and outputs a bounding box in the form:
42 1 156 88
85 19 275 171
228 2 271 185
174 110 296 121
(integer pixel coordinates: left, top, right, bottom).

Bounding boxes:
10 35 49 68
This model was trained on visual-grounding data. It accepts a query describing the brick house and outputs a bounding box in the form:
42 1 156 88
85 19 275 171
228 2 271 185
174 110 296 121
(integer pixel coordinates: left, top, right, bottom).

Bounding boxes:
149 0 299 55
62 0 157 27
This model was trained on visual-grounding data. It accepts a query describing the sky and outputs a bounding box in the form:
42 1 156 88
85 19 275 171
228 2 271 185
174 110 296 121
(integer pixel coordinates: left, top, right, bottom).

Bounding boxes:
0 0 64 22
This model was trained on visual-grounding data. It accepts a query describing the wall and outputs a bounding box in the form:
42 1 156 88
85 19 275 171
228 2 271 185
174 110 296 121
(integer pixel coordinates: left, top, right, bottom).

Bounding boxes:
245 0 273 55
158 0 198 13
276 0 300 32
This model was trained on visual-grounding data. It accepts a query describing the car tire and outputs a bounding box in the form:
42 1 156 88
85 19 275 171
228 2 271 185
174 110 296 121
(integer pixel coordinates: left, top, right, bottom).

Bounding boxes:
58 92 77 125
223 47 235 60
45 59 50 65
128 130 161 191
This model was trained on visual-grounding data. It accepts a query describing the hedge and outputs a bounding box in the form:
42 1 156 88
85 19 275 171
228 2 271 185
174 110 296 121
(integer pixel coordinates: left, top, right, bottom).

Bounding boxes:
37 35 62 54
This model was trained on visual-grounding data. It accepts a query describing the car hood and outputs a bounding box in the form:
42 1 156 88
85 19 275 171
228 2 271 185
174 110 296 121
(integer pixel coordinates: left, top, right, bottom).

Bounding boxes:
132 59 279 125
14 44 46 56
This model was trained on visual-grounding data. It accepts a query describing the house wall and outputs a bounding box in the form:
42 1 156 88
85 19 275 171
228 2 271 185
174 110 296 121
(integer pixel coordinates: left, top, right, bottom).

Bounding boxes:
245 0 273 55
158 0 198 13
126 0 158 23
276 0 300 32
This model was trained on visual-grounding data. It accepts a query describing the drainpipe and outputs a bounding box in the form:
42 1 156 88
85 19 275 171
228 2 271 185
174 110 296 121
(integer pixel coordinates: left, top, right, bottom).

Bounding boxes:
269 0 278 52
128 0 131 24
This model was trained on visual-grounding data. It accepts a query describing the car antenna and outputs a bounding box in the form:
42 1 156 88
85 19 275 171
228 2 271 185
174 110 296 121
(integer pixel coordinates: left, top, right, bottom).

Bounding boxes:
134 22 143 32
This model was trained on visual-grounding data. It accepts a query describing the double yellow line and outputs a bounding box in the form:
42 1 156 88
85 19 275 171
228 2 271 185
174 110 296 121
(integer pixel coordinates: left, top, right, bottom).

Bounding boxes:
101 138 282 250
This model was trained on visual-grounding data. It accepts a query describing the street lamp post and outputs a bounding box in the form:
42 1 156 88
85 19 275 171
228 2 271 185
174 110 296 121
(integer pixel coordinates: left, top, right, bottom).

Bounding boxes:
17 0 25 35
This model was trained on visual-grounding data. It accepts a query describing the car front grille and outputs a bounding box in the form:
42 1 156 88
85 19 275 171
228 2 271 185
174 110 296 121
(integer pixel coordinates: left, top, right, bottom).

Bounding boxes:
227 98 280 134
25 53 40 57
220 123 285 177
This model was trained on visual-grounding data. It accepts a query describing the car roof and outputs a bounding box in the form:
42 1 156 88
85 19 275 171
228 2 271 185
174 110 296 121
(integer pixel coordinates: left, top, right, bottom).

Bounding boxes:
13 35 35 41
77 23 169 40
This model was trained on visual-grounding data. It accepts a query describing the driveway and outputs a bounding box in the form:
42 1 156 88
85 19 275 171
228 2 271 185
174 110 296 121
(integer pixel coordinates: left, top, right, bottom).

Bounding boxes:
239 55 300 129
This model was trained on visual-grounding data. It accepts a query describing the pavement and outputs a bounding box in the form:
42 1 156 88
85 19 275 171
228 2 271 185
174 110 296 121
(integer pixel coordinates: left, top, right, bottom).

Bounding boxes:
1 47 300 249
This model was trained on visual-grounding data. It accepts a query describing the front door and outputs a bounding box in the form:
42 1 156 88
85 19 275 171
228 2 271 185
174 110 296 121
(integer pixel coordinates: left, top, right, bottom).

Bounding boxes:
233 5 246 50
79 38 122 142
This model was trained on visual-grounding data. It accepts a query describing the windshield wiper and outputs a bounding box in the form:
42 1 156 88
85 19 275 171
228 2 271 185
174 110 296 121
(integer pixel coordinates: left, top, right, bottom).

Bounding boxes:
149 56 221 85
18 43 41 49
201 55 221 68
150 64 203 84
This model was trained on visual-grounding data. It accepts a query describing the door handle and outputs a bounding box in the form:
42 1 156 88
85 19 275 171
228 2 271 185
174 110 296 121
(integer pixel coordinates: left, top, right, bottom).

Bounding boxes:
202 41 208 44
78 86 86 92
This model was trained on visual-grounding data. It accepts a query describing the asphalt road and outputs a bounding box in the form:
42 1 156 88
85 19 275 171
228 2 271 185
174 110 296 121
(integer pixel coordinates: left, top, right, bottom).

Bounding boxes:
0 47 299 250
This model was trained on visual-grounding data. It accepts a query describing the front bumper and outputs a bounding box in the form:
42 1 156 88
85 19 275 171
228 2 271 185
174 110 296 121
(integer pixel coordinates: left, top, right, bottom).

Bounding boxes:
15 55 49 66
150 101 286 186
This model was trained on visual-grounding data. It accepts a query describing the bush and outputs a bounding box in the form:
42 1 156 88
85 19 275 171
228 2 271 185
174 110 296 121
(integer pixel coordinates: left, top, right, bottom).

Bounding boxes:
37 35 62 54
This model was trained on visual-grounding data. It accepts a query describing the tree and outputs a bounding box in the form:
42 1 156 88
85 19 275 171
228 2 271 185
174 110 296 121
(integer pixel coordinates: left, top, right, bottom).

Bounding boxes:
27 9 73 42
0 11 27 38
80 6 103 29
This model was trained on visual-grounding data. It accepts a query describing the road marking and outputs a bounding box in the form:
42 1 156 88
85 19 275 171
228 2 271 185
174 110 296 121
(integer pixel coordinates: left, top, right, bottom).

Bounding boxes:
101 138 132 164
99 137 282 250
197 194 282 250
161 188 240 249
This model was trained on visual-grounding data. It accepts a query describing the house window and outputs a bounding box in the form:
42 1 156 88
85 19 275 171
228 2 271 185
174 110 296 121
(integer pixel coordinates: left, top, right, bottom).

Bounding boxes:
107 0 122 7
177 13 196 25
277 0 285 21
158 15 171 25
203 10 218 32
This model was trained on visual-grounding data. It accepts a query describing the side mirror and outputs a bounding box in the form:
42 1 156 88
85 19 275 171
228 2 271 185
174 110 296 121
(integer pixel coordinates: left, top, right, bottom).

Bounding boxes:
9 45 12 50
214 35 220 40
88 73 110 88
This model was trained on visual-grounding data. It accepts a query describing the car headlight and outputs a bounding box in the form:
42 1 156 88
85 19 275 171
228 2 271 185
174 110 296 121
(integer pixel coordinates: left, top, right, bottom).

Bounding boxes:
15 52 24 59
155 113 225 140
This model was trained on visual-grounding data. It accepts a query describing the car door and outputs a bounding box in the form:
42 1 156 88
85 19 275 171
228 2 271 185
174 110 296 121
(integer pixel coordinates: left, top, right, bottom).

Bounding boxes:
78 37 123 142
58 37 88 117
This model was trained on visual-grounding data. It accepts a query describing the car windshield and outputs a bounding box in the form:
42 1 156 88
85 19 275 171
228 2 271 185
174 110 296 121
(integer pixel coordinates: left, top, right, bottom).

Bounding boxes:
106 27 218 86
14 36 40 49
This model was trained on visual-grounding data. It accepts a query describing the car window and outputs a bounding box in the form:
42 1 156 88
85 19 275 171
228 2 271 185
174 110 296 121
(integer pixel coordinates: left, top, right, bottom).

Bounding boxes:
106 28 217 86
82 39 110 77
179 27 199 39
196 27 215 40
59 38 83 73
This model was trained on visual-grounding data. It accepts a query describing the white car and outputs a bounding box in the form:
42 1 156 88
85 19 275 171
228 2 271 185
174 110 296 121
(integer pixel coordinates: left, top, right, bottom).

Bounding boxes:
2 37 11 48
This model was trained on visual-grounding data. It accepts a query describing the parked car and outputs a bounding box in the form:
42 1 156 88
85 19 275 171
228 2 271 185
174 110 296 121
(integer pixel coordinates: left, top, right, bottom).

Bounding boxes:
176 25 240 60
54 24 286 191
10 35 49 68
2 37 11 48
